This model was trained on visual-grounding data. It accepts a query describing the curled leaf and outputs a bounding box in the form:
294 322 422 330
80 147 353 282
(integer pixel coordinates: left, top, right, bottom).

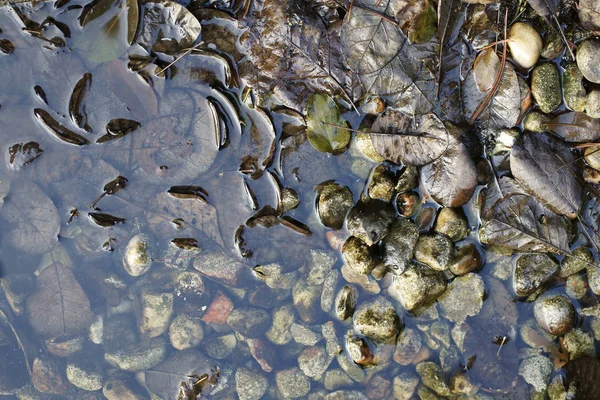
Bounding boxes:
69 73 93 133
167 186 208 202
34 108 90 146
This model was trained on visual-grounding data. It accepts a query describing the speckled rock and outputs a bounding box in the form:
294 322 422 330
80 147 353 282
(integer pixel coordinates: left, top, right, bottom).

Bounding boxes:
586 89 600 118
438 273 484 323
298 345 332 380
323 390 369 400
203 334 237 359
416 361 451 397
235 367 268 400
334 285 358 320
137 290 173 338
324 369 354 391
566 273 588 299
227 308 271 338
31 356 69 394
322 322 343 356
522 111 552 132
346 199 395 245
275 367 310 399
563 328 595 359
169 314 204 350
388 262 447 311
336 353 365 382
393 328 422 365
531 63 562 113
393 372 419 400
353 296 400 341
577 40 600 83
396 166 419 193
514 254 559 296
342 236 377 275
508 22 542 68
66 358 103 391
560 246 593 277
122 234 152 277
317 182 354 229
434 207 469 241
449 243 482 276
293 282 322 323
584 145 600 171
563 63 587 112
321 269 339 313
368 164 396 202
518 355 553 392
534 294 575 336
382 217 419 275
366 374 392 399
281 187 300 212
414 233 454 271
291 323 322 346
104 337 167 371
587 264 600 296
307 249 337 285
345 334 374 366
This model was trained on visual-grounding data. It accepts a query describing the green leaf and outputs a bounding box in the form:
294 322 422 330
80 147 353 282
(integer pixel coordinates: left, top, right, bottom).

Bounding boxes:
76 0 139 64
305 94 350 153
408 1 437 44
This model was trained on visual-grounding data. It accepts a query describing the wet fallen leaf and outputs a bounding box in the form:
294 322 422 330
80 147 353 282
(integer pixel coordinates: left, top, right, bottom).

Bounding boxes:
25 263 93 339
510 132 582 219
88 212 126 226
8 142 43 171
420 134 477 207
463 63 520 129
0 181 59 254
527 0 558 17
305 93 350 154
77 0 139 63
167 186 208 202
396 0 437 44
370 110 449 165
544 112 600 143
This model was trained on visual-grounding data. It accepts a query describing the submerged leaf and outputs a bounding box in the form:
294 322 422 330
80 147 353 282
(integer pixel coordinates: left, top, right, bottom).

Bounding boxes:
34 109 90 146
0 181 59 254
77 0 140 63
370 111 449 165
544 112 600 143
305 93 350 153
510 132 582 219
26 263 93 339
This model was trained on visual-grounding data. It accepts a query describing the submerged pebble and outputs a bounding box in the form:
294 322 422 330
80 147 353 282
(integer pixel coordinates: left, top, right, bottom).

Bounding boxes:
577 40 600 83
531 63 562 113
533 294 575 336
508 22 542 69
352 296 401 341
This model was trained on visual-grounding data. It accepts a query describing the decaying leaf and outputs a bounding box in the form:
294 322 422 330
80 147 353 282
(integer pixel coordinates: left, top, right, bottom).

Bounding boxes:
396 0 437 44
370 110 449 165
0 181 60 254
510 132 581 219
77 0 140 63
305 93 350 153
420 136 477 207
463 64 520 129
545 112 600 143
26 263 93 339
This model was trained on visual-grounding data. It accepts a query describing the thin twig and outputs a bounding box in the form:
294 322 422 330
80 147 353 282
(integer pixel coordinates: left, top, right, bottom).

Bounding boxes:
552 14 575 60
470 8 508 124
156 41 204 76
